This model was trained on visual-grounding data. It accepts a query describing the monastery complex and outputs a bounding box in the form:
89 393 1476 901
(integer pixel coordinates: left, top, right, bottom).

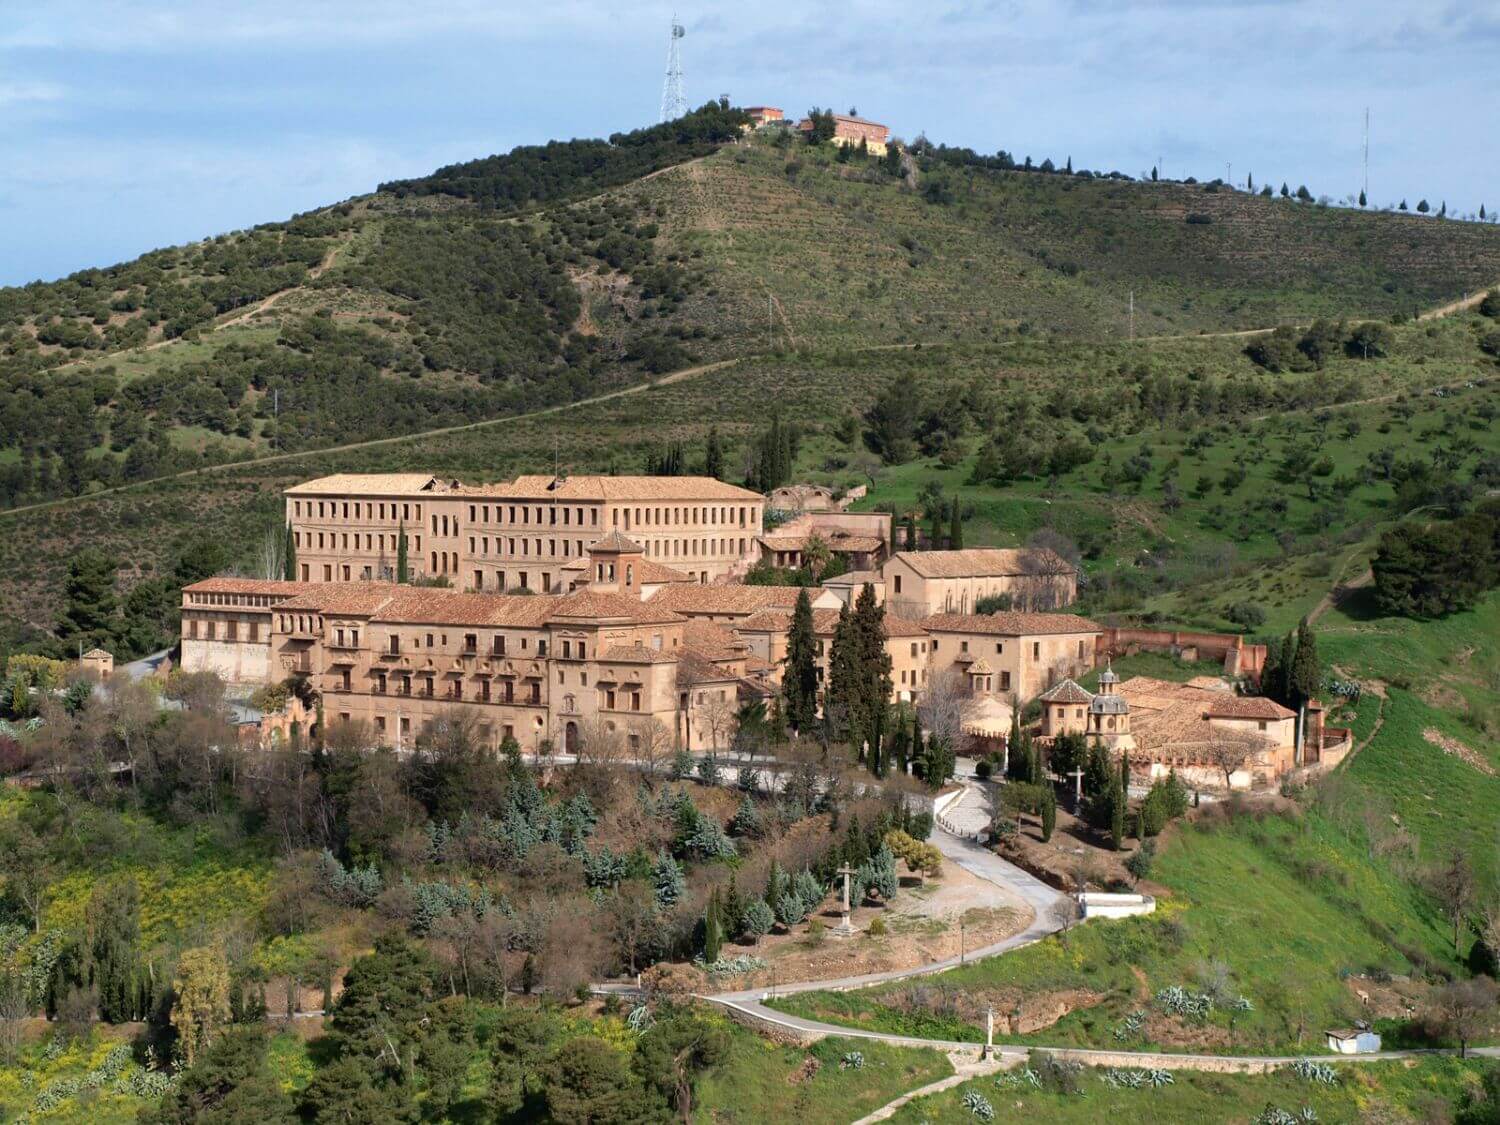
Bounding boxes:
177 472 1328 788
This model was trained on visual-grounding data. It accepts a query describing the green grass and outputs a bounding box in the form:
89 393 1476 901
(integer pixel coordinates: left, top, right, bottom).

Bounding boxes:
0 1030 160 1124
692 1033 952 1125
887 1057 1487 1124
767 809 1459 1054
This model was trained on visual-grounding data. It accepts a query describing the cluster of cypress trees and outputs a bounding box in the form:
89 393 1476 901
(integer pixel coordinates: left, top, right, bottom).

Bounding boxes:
744 413 800 493
892 497 964 555
824 585 894 772
1258 619 1320 710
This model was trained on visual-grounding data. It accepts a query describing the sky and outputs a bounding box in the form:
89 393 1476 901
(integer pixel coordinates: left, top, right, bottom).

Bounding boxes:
2 0 1497 287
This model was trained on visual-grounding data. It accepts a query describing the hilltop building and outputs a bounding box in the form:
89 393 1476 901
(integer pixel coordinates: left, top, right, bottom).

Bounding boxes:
284 473 765 593
797 113 890 155
744 106 784 128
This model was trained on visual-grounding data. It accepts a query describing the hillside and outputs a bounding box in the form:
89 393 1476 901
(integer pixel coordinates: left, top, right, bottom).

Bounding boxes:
3 106 1498 518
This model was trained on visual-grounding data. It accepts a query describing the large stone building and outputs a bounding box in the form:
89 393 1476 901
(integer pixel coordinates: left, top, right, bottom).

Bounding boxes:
797 113 891 155
922 611 1100 701
733 608 933 703
284 473 766 593
883 548 1077 618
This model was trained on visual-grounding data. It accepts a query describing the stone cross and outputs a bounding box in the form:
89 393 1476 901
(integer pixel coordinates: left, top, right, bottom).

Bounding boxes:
1068 767 1085 808
832 863 858 938
984 1006 995 1059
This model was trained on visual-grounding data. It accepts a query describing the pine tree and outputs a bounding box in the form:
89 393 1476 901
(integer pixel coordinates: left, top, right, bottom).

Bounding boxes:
1151 165 1159 182
58 548 119 651
948 496 963 550
704 426 724 480
1247 171 1254 192
782 589 819 734
1280 182 1290 198
1109 779 1127 851
652 849 686 909
1359 189 1367 207
283 523 297 581
1289 619 1321 708
396 521 409 584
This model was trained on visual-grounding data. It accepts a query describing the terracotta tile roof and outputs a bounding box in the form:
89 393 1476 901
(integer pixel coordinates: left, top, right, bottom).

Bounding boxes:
637 560 695 584
681 620 747 660
467 474 763 502
738 608 928 640
275 585 404 615
1117 676 1293 755
922 611 1101 636
377 590 562 627
677 649 739 684
890 548 1074 579
286 473 444 495
547 591 683 624
759 533 884 553
589 530 644 553
649 584 808 616
1039 679 1093 704
183 577 310 596
1203 695 1297 720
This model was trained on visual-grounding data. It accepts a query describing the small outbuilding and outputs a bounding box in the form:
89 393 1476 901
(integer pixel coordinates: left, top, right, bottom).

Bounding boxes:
1325 1027 1381 1054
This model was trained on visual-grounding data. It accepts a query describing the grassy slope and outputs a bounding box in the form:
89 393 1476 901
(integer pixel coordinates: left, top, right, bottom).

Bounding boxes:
768 807 1458 1054
888 1058 1485 1124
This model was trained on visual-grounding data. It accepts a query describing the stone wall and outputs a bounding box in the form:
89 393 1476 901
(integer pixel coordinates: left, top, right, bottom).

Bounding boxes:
1100 627 1266 681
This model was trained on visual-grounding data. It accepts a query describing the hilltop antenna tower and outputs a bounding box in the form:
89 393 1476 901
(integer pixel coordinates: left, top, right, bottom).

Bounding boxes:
659 16 686 123
1362 107 1370 198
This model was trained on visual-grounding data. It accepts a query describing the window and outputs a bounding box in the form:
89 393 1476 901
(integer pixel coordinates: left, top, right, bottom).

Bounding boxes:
893 575 902 594
996 642 1004 654
1032 642 1040 660
388 635 400 655
1000 671 1011 692
960 641 969 653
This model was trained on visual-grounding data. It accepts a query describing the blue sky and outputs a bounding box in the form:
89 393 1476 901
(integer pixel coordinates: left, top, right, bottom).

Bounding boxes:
2 0 1496 287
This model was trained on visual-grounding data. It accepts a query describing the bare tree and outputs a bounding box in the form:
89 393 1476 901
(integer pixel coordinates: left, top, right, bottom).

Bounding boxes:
1048 896 1081 948
1201 727 1266 790
1431 977 1498 1057
575 716 626 770
919 668 974 758
702 693 738 753
1015 533 1081 611
628 717 674 778
1433 850 1476 953
256 526 288 581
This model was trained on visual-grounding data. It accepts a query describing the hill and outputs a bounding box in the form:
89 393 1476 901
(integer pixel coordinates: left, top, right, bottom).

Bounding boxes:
3 105 1498 518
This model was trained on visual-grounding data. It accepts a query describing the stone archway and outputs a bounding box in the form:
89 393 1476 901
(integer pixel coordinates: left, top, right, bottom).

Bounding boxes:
565 721 579 754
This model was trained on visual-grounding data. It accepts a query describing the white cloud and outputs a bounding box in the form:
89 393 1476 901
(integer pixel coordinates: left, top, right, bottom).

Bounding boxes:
0 80 65 106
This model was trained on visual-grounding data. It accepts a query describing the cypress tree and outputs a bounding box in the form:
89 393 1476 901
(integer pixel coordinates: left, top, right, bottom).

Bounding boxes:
703 887 723 962
927 506 944 551
948 496 963 550
1289 619 1321 708
826 603 863 746
1278 632 1297 707
1109 780 1127 851
283 523 297 581
705 426 724 479
396 521 409 584
1259 639 1283 704
1040 786 1057 842
903 515 918 551
854 583 892 758
723 874 745 937
889 713 909 775
782 589 819 734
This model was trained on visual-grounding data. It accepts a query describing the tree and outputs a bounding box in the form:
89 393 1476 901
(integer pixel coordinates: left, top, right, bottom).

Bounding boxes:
1435 850 1477 953
1040 786 1057 842
1288 620 1320 708
57 548 118 652
329 933 436 1081
863 376 919 464
704 425 724 479
487 1005 562 1118
1203 729 1262 790
948 496 963 549
1372 516 1498 618
171 942 232 1068
543 1035 655 1123
652 849 686 909
299 1055 416 1125
634 1009 730 1122
91 876 150 1023
1417 198 1430 213
1358 189 1367 207
283 523 297 581
1108 778 1127 851
1258 634 1283 701
702 887 724 962
781 589 819 734
741 900 774 945
147 1026 297 1125
1432 977 1497 1057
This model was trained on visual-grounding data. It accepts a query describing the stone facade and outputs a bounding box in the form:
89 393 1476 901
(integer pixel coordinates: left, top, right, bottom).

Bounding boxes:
180 578 309 685
285 473 765 594
923 612 1100 702
884 548 1077 619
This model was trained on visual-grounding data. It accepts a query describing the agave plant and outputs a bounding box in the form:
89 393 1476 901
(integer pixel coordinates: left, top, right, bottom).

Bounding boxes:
961 1089 995 1120
840 1050 865 1070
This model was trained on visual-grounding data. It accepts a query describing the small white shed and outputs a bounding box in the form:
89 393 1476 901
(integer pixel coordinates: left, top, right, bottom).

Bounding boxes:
1325 1028 1381 1054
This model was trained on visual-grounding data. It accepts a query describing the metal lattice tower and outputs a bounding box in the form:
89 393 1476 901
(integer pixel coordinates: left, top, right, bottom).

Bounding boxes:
659 16 686 123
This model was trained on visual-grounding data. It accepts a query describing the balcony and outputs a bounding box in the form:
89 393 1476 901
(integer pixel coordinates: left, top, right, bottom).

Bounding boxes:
280 656 313 675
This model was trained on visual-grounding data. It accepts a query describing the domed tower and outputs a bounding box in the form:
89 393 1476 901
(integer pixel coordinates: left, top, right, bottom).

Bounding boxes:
1088 659 1132 747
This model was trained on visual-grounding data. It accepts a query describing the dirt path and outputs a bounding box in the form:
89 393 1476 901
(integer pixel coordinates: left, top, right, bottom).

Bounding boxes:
1307 566 1373 625
853 1054 1008 1125
1419 286 1496 320
217 240 343 330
